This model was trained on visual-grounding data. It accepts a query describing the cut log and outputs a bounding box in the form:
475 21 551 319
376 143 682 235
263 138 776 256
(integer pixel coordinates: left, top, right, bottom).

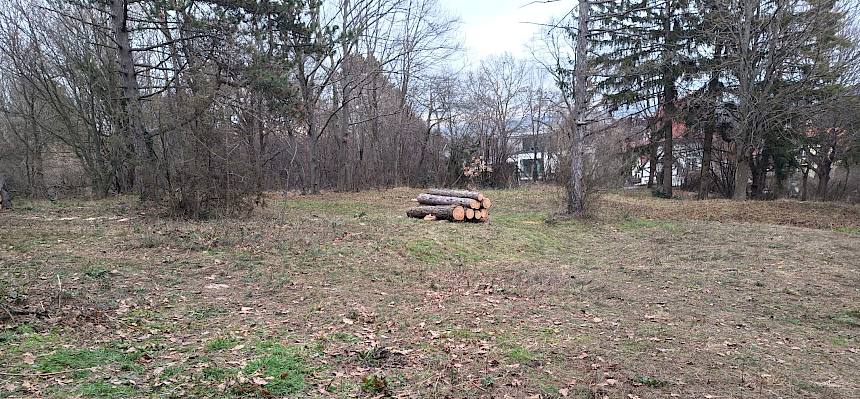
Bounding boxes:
426 188 484 202
465 208 475 220
469 209 488 223
480 198 493 209
416 193 481 209
406 205 465 221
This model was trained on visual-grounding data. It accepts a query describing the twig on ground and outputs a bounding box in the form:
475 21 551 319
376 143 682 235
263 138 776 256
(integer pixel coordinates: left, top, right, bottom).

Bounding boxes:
56 274 62 310
0 366 99 377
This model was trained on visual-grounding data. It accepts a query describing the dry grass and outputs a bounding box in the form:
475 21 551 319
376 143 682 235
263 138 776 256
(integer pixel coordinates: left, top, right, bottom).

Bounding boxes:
0 186 858 398
600 188 860 229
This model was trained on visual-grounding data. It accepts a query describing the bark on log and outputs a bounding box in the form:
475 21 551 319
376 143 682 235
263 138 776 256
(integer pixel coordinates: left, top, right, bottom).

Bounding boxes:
416 194 481 209
426 189 484 201
407 205 465 221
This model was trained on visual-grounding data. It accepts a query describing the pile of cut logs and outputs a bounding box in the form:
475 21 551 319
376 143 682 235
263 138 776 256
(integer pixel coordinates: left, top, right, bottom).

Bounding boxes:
406 189 492 223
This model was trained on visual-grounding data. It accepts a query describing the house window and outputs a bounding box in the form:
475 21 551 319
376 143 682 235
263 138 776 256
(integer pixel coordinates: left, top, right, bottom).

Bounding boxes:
520 159 544 178
521 136 543 152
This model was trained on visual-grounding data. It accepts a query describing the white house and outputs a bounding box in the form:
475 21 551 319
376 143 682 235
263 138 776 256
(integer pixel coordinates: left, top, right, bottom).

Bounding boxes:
508 133 558 181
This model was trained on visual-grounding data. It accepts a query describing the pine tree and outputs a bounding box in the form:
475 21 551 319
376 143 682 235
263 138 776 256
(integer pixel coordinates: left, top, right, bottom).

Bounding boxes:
593 0 703 198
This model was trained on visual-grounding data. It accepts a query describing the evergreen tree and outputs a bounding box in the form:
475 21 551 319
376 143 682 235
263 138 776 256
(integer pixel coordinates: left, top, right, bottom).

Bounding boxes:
593 0 703 198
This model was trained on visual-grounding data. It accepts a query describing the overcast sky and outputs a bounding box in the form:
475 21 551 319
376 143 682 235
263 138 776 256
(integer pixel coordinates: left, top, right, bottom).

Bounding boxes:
438 0 571 65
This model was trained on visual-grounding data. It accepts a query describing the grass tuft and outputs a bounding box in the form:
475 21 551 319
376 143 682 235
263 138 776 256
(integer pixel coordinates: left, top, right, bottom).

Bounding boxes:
635 375 671 388
204 337 240 351
35 348 123 372
833 310 860 327
506 345 535 363
77 381 136 398
243 342 310 395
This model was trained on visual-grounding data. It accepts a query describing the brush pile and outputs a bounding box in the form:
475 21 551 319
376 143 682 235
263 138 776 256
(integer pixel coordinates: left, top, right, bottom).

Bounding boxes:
406 189 492 223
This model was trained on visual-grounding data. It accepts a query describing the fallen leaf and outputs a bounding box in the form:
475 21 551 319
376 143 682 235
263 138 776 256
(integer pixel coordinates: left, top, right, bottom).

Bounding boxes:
22 352 35 365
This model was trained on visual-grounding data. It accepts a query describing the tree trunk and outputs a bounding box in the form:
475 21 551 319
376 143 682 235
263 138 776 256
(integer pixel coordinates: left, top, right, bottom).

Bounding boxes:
698 43 721 200
733 147 749 201
309 132 320 194
698 124 713 199
801 166 809 201
817 160 831 201
406 205 465 221
648 131 658 188
416 193 481 209
0 176 11 210
661 121 673 197
567 0 588 215
750 149 769 200
660 0 675 199
109 0 154 201
775 171 787 199
253 97 265 197
297 63 320 195
33 147 46 198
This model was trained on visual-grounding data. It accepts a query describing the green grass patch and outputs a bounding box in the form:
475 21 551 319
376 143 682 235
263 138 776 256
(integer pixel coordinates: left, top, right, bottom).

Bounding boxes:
83 266 110 279
619 217 679 232
0 330 15 344
205 337 240 351
329 332 360 343
243 342 311 395
281 198 365 217
160 365 185 379
505 345 535 363
833 310 860 327
620 339 652 354
405 239 442 263
187 305 229 320
490 210 547 225
35 348 123 372
834 226 860 234
403 236 484 264
203 366 236 381
634 375 671 388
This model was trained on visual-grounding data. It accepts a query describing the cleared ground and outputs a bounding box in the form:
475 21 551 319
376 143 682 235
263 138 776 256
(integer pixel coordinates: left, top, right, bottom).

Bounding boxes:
1 187 858 398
